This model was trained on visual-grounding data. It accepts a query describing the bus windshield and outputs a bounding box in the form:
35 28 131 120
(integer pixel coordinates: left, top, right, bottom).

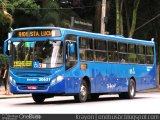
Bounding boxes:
12 40 63 68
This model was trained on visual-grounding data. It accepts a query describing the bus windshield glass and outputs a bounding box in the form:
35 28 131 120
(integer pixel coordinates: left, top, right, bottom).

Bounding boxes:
12 41 63 68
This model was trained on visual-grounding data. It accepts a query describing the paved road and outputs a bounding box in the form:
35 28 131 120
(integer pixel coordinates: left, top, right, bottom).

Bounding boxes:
0 92 160 114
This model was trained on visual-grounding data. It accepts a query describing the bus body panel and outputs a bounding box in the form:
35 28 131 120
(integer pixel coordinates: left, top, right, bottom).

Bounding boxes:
64 62 156 94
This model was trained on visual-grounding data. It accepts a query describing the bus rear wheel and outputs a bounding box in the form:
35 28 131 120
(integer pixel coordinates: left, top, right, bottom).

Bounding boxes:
74 80 88 103
119 79 136 99
90 94 99 100
32 94 45 103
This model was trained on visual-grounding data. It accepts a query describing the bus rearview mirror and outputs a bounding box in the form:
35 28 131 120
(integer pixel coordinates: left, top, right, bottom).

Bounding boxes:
4 39 11 57
69 43 75 55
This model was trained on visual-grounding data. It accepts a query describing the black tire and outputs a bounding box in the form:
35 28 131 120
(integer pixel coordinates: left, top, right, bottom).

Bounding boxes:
119 93 127 99
32 94 45 103
74 80 88 103
90 94 99 100
119 79 136 99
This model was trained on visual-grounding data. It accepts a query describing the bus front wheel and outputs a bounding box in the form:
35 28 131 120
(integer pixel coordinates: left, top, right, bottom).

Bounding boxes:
74 80 88 102
119 79 136 99
32 94 45 103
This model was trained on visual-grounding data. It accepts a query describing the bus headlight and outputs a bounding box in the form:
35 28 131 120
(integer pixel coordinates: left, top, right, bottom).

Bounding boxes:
50 75 64 85
10 76 12 81
57 75 64 82
10 76 16 85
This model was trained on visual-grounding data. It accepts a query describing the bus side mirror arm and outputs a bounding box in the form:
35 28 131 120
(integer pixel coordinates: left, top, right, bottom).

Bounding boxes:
4 39 11 57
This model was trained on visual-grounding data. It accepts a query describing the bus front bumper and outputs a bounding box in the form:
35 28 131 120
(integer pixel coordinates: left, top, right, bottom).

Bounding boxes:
9 81 65 94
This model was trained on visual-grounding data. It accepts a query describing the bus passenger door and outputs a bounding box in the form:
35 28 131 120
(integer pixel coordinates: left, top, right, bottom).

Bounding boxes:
65 35 79 93
65 41 77 70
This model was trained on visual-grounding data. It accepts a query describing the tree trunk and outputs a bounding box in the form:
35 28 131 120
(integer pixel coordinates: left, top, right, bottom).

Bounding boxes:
41 0 48 8
93 1 101 33
124 0 130 36
120 0 124 35
116 0 120 35
129 0 140 38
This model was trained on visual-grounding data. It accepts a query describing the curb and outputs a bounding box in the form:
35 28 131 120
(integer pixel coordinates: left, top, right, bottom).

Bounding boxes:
1 86 31 99
139 88 160 93
0 94 31 99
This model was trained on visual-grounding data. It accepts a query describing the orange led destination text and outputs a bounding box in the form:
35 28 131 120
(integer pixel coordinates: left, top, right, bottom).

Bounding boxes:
18 30 52 37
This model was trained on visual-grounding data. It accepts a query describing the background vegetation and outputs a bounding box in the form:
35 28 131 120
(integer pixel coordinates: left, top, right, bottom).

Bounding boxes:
0 0 160 51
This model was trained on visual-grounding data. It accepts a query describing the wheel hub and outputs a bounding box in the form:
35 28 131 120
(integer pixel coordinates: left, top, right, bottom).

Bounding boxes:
80 85 87 96
130 83 135 96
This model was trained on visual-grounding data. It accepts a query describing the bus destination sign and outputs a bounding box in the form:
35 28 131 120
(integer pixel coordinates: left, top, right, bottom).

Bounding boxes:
12 29 61 38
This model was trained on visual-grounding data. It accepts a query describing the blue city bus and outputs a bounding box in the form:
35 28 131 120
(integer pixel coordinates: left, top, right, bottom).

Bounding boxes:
4 27 156 103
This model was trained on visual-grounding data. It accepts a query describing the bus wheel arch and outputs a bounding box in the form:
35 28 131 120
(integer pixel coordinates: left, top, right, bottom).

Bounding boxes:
83 76 91 93
32 94 45 104
128 77 136 98
130 76 136 91
119 77 136 99
74 76 91 102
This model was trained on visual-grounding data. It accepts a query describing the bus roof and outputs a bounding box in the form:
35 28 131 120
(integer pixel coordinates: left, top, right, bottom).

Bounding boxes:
12 27 155 46
63 28 155 46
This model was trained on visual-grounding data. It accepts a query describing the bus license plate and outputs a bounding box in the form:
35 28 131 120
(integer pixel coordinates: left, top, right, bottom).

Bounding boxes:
27 86 37 90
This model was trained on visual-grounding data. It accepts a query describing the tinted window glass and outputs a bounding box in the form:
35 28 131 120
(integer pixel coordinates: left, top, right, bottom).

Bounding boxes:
146 46 154 64
95 51 107 62
80 50 93 61
79 37 94 61
65 34 77 70
136 45 145 64
128 44 137 63
108 41 117 51
146 46 153 55
137 45 145 54
119 53 127 63
80 37 93 49
108 41 118 62
108 52 118 62
128 44 136 53
119 43 127 52
94 39 106 50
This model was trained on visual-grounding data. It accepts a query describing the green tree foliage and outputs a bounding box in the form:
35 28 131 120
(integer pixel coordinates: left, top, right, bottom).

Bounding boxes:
10 0 40 27
36 0 78 28
134 0 160 40
0 0 13 47
0 0 160 43
128 0 140 37
115 0 140 37
59 9 78 28
39 0 60 26
72 0 97 20
115 0 120 35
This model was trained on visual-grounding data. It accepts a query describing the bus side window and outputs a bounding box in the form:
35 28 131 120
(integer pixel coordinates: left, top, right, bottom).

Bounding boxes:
94 39 107 62
137 45 145 64
108 41 118 62
146 46 154 64
118 42 127 63
79 37 94 61
128 44 137 63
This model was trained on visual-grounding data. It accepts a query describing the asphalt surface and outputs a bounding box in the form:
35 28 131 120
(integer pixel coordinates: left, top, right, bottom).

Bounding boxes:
0 92 160 114
0 85 160 99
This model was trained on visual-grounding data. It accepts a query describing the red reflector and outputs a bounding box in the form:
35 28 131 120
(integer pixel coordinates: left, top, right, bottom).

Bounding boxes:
27 86 37 90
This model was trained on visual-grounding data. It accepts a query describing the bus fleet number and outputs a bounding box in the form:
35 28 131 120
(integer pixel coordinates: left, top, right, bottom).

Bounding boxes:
39 78 51 82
